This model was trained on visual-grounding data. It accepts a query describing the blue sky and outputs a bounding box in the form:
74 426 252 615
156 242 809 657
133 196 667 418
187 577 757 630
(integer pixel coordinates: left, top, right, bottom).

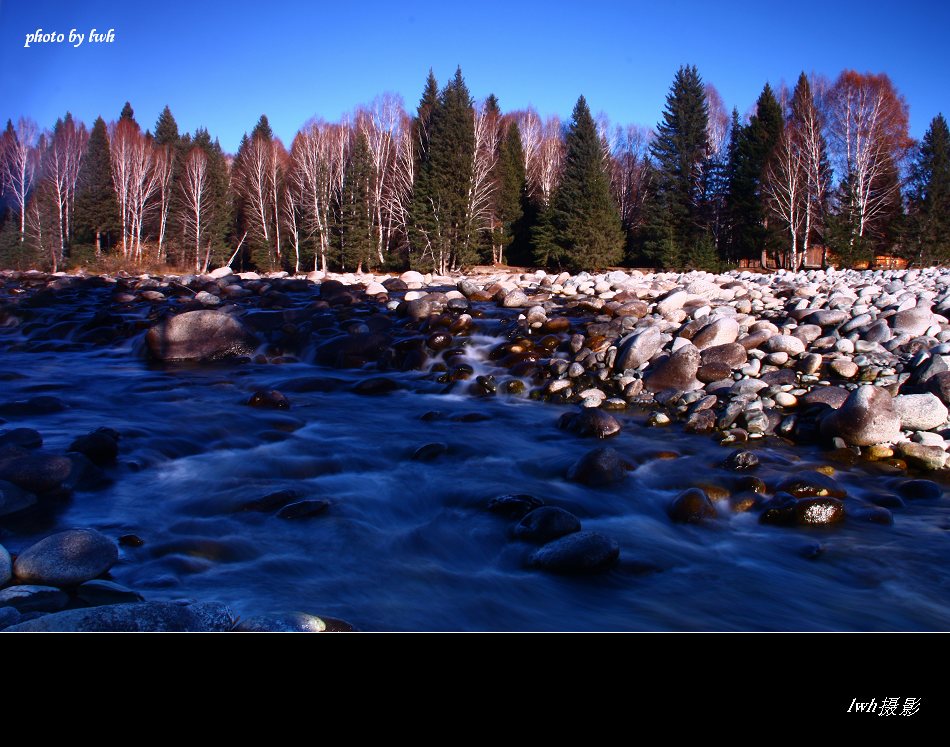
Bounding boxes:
1 0 947 152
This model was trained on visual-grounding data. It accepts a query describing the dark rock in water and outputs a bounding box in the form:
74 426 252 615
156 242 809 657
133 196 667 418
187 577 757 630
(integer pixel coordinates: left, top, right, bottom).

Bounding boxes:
14 529 118 587
316 333 393 368
0 606 21 630
795 497 846 525
0 454 74 495
234 612 329 632
896 479 943 501
0 396 67 416
723 450 759 471
487 494 544 519
514 506 582 543
0 428 43 449
668 488 717 523
452 412 491 422
0 543 9 586
566 447 629 486
352 377 400 396
277 499 330 519
382 277 408 292
529 531 620 573
820 385 901 446
119 534 145 547
0 479 37 518
76 579 145 606
275 376 347 393
68 427 120 466
775 471 846 498
760 494 845 526
854 506 894 525
802 387 850 409
247 390 290 410
411 442 448 461
895 442 946 471
146 310 258 362
868 493 905 509
406 299 433 321
0 584 69 613
242 489 299 512
684 410 716 433
644 344 702 393
426 332 453 351
557 408 621 439
319 279 347 300
730 492 764 513
2 601 235 632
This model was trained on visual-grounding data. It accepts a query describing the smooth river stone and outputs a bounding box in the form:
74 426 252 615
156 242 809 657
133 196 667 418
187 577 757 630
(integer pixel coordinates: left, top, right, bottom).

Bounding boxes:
3 601 235 632
820 385 902 446
14 529 118 587
529 531 620 573
146 310 259 362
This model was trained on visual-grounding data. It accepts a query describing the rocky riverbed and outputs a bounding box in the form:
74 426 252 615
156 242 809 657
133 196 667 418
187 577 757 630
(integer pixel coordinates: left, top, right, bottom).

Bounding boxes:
1 265 949 631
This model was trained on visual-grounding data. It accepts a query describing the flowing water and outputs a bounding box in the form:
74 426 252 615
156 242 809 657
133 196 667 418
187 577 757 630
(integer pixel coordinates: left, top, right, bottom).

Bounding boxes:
2 279 950 631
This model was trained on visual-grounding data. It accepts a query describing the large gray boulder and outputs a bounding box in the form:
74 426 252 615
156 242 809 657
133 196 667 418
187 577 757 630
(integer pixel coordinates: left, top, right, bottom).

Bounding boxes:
615 327 663 371
893 393 949 432
14 529 118 587
3 601 235 632
146 310 258 362
821 385 902 446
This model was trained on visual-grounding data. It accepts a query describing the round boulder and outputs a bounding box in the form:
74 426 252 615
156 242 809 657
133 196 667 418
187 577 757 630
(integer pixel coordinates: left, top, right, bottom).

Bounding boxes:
14 529 118 587
146 310 258 362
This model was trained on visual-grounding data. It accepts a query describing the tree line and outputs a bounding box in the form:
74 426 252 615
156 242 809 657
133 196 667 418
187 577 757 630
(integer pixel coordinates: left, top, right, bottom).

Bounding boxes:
1 65 947 274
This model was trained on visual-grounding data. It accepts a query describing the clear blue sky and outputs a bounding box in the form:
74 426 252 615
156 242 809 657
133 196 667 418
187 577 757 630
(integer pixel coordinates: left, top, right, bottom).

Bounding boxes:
1 0 947 153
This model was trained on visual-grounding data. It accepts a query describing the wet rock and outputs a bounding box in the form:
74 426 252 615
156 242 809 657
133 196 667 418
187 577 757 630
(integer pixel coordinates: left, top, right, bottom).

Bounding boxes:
795 497 846 525
234 612 329 632
352 377 400 395
146 310 258 362
514 507 582 543
820 385 902 446
76 580 145 606
855 506 894 525
14 529 118 587
68 428 120 466
566 447 629 486
896 479 942 501
0 585 69 613
247 390 290 410
487 494 544 519
529 531 620 573
241 489 299 512
615 327 663 371
668 488 717 523
895 442 947 471
0 454 75 494
0 543 10 586
0 480 37 518
0 428 43 449
3 601 235 632
501 289 530 308
724 450 759 471
776 471 847 498
118 534 145 547
684 409 716 433
0 396 67 417
0 606 20 630
412 442 448 461
276 499 330 519
893 393 948 431
557 409 621 439
644 343 702 393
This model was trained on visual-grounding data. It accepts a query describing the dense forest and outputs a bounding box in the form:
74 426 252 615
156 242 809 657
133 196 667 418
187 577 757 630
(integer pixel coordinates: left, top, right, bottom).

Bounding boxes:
1 65 948 274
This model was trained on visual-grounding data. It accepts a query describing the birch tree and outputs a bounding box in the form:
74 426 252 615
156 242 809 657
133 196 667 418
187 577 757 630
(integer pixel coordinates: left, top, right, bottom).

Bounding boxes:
1 118 39 244
179 146 209 272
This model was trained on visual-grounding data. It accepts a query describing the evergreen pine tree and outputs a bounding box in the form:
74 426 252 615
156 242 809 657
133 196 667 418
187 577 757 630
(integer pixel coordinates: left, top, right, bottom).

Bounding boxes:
154 106 180 145
641 65 711 269
414 69 440 166
119 102 135 123
410 67 477 273
533 96 623 271
74 116 120 255
251 115 273 141
908 114 950 264
339 131 374 271
495 120 528 264
727 83 784 263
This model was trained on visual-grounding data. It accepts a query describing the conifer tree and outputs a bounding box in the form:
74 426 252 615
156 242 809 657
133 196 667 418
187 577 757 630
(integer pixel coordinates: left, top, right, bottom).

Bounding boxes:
252 115 273 141
495 120 528 264
727 83 784 263
641 65 711 269
119 102 135 123
908 114 950 264
74 116 119 254
410 67 477 273
339 131 374 271
533 96 622 270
